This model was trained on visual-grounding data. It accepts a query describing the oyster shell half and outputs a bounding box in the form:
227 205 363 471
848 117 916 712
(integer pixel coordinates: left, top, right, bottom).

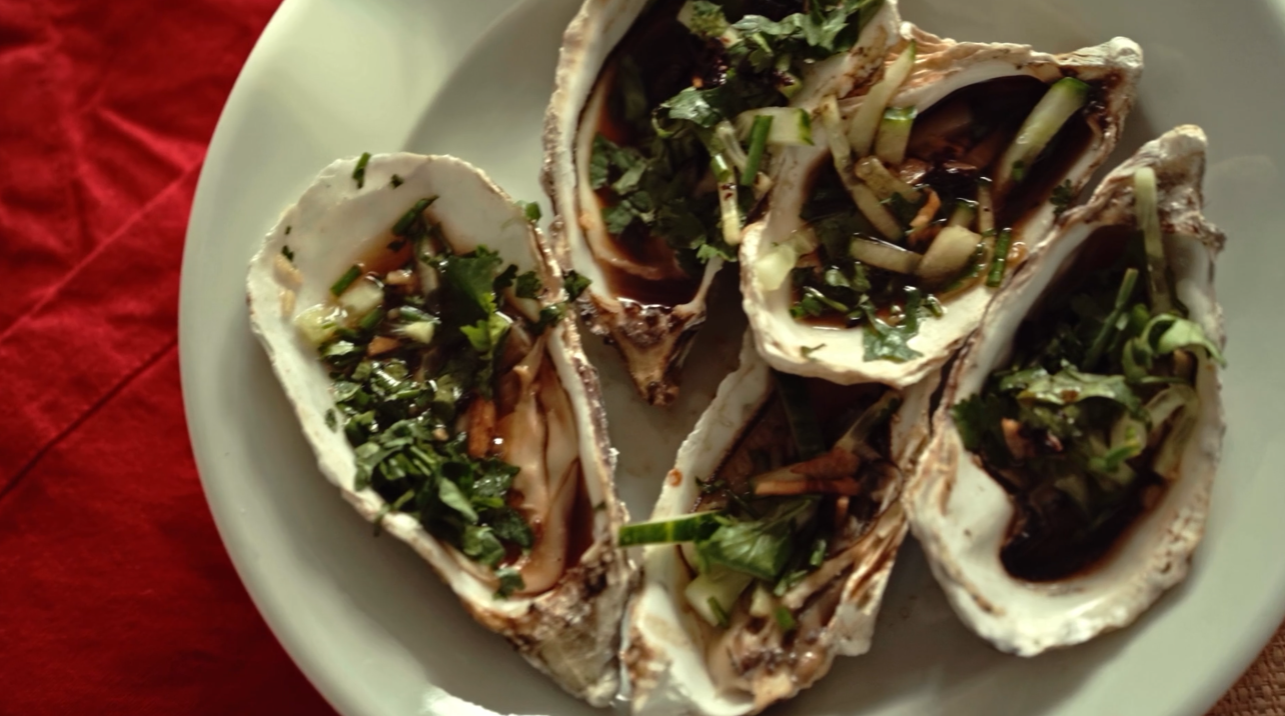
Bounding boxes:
245 154 633 704
742 27 1142 388
904 126 1225 656
542 0 902 405
621 333 935 715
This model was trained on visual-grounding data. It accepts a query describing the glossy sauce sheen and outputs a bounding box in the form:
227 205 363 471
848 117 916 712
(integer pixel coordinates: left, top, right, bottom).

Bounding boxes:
997 225 1165 583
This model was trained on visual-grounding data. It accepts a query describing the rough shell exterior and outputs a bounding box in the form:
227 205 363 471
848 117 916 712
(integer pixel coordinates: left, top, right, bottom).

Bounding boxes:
245 154 634 705
903 126 1225 656
741 26 1143 389
622 333 936 716
540 0 903 406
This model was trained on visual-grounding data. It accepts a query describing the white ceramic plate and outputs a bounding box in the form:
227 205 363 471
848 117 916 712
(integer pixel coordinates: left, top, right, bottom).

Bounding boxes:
180 0 1285 714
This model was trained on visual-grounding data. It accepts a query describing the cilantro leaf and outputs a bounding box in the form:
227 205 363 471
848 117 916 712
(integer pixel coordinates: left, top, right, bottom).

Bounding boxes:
562 270 591 300
515 271 543 300
1051 179 1076 218
495 567 524 599
462 525 504 567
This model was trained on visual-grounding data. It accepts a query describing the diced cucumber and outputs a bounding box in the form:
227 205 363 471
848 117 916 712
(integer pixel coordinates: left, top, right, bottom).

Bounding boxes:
735 107 813 146
874 106 916 166
685 567 754 628
337 277 384 318
294 304 343 346
754 229 816 291
848 41 917 157
995 77 1091 194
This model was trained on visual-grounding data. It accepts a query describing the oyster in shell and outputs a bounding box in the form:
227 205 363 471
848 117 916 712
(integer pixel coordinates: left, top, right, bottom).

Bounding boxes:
741 27 1142 388
904 126 1225 656
621 333 935 715
542 0 902 405
245 154 633 704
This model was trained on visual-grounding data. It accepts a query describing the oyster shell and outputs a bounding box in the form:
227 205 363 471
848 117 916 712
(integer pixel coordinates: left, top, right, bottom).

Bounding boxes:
245 154 633 705
741 27 1142 388
541 0 903 405
622 333 935 715
904 126 1225 656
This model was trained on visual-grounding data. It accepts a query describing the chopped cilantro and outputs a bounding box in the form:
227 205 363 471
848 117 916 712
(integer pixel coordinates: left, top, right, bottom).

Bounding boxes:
390 174 404 188
563 270 591 300
1051 179 1076 218
281 245 295 262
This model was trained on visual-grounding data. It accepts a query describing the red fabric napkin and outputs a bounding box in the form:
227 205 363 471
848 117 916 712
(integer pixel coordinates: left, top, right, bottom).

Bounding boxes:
0 1 335 713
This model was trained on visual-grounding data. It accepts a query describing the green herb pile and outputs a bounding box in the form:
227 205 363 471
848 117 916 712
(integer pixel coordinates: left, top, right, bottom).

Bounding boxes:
318 199 590 598
952 230 1224 579
591 0 885 272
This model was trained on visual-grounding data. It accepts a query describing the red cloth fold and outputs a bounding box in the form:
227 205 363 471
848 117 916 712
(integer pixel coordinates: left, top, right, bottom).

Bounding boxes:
0 1 335 713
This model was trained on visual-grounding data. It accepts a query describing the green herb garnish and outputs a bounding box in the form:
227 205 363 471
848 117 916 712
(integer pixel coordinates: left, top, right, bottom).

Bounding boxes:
353 152 371 189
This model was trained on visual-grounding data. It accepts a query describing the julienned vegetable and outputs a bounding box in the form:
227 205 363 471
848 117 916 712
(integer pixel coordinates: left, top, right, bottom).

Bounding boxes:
617 375 901 627
786 67 1100 363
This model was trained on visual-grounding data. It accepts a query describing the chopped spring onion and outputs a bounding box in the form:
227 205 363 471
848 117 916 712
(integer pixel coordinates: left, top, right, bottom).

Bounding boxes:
986 229 1013 288
352 151 371 189
1134 167 1173 314
774 371 826 460
735 107 813 146
774 606 798 632
337 276 384 316
947 199 978 229
685 567 753 628
854 156 922 204
848 40 917 157
874 106 916 166
357 307 385 332
711 153 744 245
994 77 1091 195
393 196 438 237
1083 267 1139 369
618 511 722 546
755 229 817 291
850 237 923 275
741 114 774 186
330 265 362 297
918 225 982 285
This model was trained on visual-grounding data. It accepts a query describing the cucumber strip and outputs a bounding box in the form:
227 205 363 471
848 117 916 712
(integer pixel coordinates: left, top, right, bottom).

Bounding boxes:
874 106 916 166
976 181 996 236
917 225 982 285
820 96 903 240
854 156 922 204
774 370 826 460
1134 167 1173 313
735 107 813 146
685 567 754 628
994 77 1091 194
618 511 722 546
850 236 922 274
986 228 1013 288
947 199 978 229
742 114 774 186
848 41 917 157
712 153 744 246
834 390 903 454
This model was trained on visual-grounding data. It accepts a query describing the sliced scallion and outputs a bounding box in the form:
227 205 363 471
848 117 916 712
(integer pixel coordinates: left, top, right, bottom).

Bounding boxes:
741 114 774 186
986 229 1013 288
331 265 362 297
393 196 438 237
353 151 371 189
